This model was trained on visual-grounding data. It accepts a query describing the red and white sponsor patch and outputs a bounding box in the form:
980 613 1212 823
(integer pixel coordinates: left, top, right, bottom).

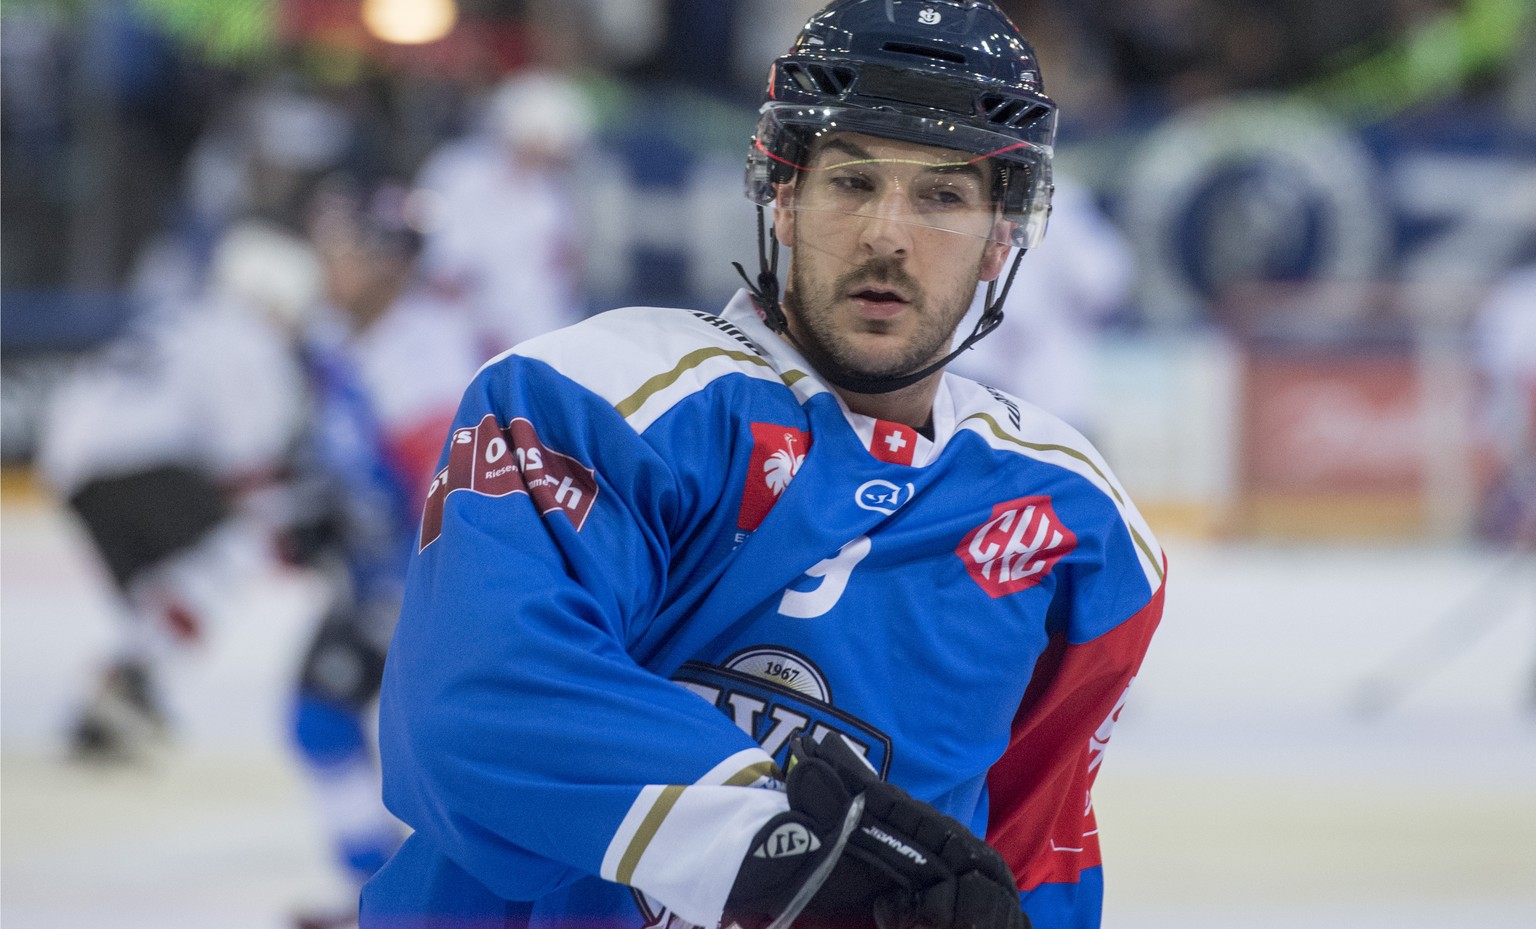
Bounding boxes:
419 414 597 550
957 496 1076 597
737 422 811 531
869 419 917 465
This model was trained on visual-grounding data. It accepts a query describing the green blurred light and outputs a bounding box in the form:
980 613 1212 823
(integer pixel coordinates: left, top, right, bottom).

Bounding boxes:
1300 0 1533 123
134 0 277 66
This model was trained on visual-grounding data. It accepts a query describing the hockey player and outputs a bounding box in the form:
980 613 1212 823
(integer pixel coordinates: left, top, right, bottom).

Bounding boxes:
412 69 597 357
363 2 1165 928
285 175 484 929
38 219 318 761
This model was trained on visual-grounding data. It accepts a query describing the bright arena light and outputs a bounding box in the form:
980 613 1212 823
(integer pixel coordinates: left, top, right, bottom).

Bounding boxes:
362 0 457 45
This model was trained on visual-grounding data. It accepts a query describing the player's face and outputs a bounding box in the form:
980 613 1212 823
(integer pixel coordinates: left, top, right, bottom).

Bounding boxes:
774 133 1011 384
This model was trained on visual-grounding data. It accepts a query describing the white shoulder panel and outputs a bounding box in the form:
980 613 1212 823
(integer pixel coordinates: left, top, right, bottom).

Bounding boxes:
507 306 798 433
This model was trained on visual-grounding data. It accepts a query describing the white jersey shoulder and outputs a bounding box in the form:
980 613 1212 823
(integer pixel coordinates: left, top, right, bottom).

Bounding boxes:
503 301 805 431
948 374 1095 460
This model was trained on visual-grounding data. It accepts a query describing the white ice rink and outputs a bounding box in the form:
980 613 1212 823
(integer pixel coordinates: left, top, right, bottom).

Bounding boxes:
4 481 1534 928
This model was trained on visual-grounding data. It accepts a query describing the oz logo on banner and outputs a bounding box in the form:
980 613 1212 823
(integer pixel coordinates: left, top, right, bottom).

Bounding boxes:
957 495 1076 598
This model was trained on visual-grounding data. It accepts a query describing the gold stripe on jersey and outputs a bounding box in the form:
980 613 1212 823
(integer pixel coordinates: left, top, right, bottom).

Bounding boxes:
615 347 779 419
615 785 683 885
723 759 781 786
613 354 814 425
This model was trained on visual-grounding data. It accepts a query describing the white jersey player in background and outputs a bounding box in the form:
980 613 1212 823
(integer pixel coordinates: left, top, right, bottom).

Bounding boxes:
412 69 598 357
36 220 318 760
1471 261 1536 546
950 172 1135 436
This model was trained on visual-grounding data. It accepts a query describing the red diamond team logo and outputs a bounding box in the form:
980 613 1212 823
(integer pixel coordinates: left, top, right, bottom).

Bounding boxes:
957 496 1076 597
738 422 811 531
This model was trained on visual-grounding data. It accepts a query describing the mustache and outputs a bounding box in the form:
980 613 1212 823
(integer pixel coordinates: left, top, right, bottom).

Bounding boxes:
836 258 920 298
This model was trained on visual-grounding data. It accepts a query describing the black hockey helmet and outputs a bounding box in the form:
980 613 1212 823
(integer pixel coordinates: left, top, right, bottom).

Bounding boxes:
746 0 1057 248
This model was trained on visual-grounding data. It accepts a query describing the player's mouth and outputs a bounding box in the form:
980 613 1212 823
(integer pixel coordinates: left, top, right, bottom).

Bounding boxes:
847 286 911 320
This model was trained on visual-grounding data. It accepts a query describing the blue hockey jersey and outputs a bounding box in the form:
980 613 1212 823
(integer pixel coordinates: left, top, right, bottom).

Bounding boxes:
361 290 1165 929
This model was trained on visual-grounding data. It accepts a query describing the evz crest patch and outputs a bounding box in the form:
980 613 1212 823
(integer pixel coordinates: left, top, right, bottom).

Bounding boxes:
673 646 891 777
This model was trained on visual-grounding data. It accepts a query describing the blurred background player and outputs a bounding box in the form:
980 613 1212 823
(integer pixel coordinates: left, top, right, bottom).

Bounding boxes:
36 218 319 761
412 69 598 356
1471 260 1536 547
284 174 483 929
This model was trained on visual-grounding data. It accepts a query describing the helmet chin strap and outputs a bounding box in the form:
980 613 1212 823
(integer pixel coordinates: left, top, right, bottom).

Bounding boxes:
732 205 1025 396
732 204 787 333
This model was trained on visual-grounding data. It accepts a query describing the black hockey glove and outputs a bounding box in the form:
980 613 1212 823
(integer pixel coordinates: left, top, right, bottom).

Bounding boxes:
723 734 1029 929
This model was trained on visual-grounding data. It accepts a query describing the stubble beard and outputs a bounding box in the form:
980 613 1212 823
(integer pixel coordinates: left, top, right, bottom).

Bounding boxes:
784 255 982 382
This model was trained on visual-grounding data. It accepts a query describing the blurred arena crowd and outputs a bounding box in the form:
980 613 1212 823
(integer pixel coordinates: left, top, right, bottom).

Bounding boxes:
5 0 1533 320
9 0 1531 529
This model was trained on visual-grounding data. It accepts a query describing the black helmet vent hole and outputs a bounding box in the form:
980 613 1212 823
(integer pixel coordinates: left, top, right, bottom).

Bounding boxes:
881 42 968 64
783 62 857 96
981 95 1050 128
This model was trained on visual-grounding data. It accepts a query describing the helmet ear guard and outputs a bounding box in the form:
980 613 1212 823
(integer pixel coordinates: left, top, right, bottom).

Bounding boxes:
745 143 775 205
999 161 1053 248
745 122 812 206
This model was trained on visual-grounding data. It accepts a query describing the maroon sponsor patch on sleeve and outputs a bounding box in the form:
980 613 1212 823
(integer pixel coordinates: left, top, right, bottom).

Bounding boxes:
420 414 598 550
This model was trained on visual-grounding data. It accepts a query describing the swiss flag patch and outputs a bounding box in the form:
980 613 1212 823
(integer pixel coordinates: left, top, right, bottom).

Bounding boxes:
737 423 811 531
869 420 917 465
957 496 1076 597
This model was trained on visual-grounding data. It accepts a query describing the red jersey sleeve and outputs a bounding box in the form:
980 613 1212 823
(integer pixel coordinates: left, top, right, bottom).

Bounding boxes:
985 563 1165 893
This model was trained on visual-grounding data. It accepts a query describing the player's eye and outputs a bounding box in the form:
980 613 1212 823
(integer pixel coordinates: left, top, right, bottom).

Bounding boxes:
917 179 980 210
826 172 874 194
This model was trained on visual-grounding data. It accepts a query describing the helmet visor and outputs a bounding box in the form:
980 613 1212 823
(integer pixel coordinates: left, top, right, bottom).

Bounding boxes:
748 103 1054 248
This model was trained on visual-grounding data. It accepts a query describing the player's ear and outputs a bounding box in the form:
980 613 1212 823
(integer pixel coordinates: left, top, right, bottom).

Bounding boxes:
978 233 1011 281
773 183 797 249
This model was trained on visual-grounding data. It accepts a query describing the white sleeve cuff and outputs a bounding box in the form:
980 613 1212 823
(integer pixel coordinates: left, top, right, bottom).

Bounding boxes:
601 749 790 927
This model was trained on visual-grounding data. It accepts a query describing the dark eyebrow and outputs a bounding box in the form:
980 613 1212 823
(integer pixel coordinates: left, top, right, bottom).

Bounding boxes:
811 137 874 164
